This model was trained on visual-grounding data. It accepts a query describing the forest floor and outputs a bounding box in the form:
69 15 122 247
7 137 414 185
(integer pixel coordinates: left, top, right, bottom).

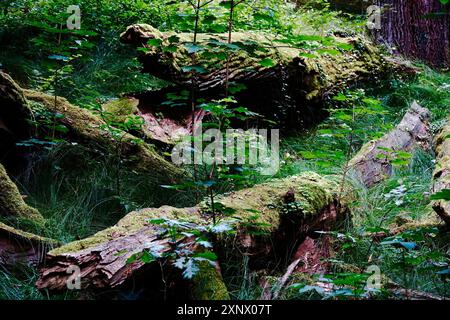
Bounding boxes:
0 3 449 300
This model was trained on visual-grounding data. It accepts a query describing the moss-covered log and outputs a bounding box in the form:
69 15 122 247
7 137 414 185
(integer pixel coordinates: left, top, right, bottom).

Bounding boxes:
0 162 43 222
0 221 57 267
24 90 185 180
36 172 348 299
431 120 450 225
120 24 387 127
349 102 432 187
102 96 205 146
0 71 34 169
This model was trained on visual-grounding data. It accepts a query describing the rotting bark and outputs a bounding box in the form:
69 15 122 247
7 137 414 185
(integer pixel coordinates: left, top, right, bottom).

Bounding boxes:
349 102 432 187
103 95 206 146
431 119 450 225
0 221 57 268
120 24 387 128
23 90 186 180
36 172 349 299
0 162 43 222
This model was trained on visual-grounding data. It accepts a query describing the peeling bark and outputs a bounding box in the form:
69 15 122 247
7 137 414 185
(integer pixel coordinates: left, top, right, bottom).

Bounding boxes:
103 95 206 146
36 172 349 299
431 120 450 225
349 102 432 187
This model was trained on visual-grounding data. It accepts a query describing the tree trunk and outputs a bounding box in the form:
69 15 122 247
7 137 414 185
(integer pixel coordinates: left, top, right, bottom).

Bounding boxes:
349 102 432 187
374 0 450 67
36 172 349 299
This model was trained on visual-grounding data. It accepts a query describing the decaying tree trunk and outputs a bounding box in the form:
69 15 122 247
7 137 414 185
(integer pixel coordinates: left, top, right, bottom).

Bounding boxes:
23 90 185 180
349 102 432 187
0 162 43 222
0 221 57 268
120 24 387 128
36 172 349 299
102 96 206 146
432 120 450 225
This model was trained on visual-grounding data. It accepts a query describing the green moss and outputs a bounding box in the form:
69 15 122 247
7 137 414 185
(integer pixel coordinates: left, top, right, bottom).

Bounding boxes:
102 97 140 124
49 206 201 255
214 172 339 233
192 261 230 300
0 163 43 222
434 118 450 178
125 25 383 99
24 90 185 178
0 221 57 245
50 172 339 254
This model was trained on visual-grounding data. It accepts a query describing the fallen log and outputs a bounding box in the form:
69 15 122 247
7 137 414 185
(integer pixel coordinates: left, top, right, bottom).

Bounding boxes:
0 222 57 268
349 102 432 187
36 172 349 299
24 90 185 180
0 71 34 168
120 24 386 128
431 119 450 225
0 162 43 222
102 96 206 146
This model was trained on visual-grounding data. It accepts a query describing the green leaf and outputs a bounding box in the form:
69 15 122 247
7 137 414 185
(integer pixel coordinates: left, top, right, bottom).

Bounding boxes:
436 268 450 275
148 38 163 47
194 251 218 261
184 43 204 54
259 58 275 67
141 251 155 264
430 189 450 201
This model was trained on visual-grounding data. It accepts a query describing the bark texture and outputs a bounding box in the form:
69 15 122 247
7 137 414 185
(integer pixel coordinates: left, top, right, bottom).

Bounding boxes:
431 119 450 225
349 102 432 187
36 172 349 299
374 0 450 67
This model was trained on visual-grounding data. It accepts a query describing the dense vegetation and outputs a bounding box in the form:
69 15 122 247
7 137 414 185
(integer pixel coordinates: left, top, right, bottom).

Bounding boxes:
0 0 449 300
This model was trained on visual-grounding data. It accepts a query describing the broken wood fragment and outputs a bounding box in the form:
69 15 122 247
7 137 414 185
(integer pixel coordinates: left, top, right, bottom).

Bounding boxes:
349 102 432 187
